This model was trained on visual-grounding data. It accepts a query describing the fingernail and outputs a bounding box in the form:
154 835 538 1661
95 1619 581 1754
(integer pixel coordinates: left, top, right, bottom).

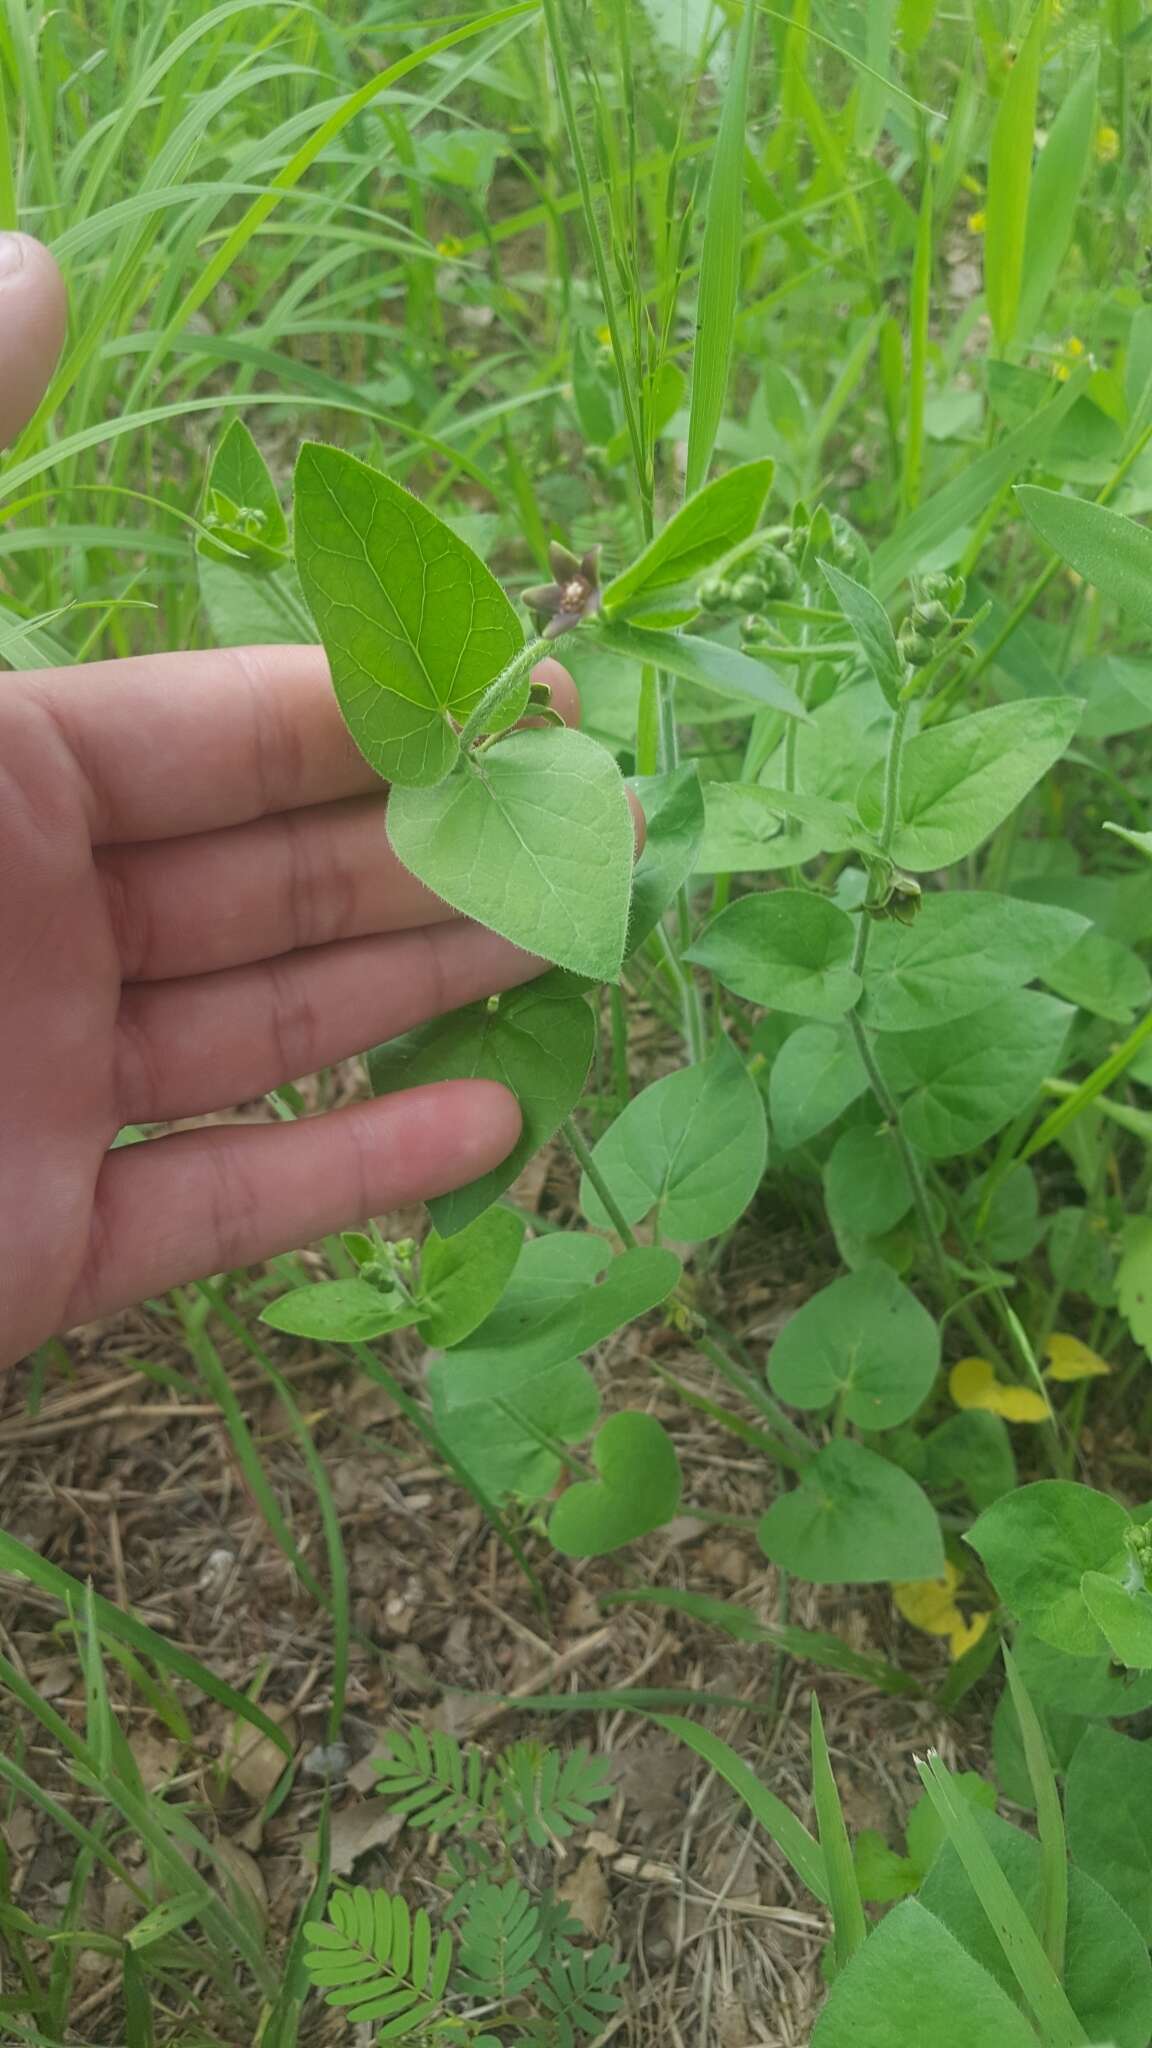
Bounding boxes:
0 234 26 280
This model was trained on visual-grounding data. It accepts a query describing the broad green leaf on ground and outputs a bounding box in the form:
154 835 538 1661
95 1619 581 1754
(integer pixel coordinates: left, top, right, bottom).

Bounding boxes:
429 1351 599 1504
1018 486 1152 632
368 976 594 1234
387 727 634 980
590 619 808 720
294 443 524 787
697 782 827 873
758 1441 944 1584
602 460 774 613
1066 1727 1152 1940
820 560 903 708
415 123 507 188
419 1207 526 1349
1080 1573 1152 1671
920 1807 1152 2048
1011 1629 1152 1722
549 1413 682 1556
823 1126 912 1239
260 1278 423 1343
982 0 1047 349
873 990 1073 1158
199 420 288 571
1043 929 1152 1023
962 1163 1042 1263
448 1236 681 1373
626 765 706 950
861 894 1089 1032
767 1264 939 1429
701 680 890 872
686 890 861 1021
1118 1216 1152 1357
1018 51 1100 336
923 1412 1017 1510
581 1034 767 1240
768 1025 869 1151
857 699 1082 870
811 1899 1039 2048
966 1482 1131 1656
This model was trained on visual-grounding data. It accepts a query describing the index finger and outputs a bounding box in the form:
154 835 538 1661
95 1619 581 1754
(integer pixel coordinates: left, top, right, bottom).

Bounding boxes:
26 645 580 845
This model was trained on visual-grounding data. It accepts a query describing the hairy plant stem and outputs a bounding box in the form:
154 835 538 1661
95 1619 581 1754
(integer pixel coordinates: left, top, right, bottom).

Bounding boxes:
561 1115 638 1246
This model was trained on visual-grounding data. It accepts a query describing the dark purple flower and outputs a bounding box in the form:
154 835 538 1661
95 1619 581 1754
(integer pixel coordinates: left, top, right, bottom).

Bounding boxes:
523 540 602 640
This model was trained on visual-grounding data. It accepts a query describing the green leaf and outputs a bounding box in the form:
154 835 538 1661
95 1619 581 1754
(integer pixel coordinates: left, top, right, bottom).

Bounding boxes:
259 1278 423 1343
758 1441 944 1584
810 1694 867 1973
1011 1628 1152 1722
923 1412 1017 1510
685 0 756 494
602 460 774 613
1044 930 1152 1024
1017 485 1152 631
549 1413 682 1556
650 1714 828 1904
966 1482 1131 1657
419 1207 526 1349
767 1263 939 1429
920 1805 1152 2048
858 699 1083 870
1080 1573 1152 1671
820 560 903 709
294 443 523 787
983 0 1049 349
767 1024 868 1151
1066 1727 1152 1941
386 726 634 980
1117 1215 1152 1357
861 893 1089 1032
854 1829 920 1903
591 618 809 720
873 989 1073 1158
429 1349 600 1503
823 1126 912 1240
367 976 595 1235
448 1235 681 1374
686 890 861 1021
812 1898 1040 2047
581 1034 768 1239
199 419 288 571
1018 49 1099 337
626 765 706 950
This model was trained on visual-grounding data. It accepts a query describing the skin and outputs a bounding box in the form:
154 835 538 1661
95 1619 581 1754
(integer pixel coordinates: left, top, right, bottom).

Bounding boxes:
1 236 637 1369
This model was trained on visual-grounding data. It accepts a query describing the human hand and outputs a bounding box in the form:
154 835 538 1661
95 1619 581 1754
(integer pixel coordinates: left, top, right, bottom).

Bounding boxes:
0 241 596 1367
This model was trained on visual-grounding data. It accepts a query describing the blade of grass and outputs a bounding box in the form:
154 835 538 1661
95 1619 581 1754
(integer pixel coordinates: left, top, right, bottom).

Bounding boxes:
902 167 932 513
1002 1645 1068 1979
984 1 1049 351
809 1695 866 1974
685 0 755 496
649 1714 829 1904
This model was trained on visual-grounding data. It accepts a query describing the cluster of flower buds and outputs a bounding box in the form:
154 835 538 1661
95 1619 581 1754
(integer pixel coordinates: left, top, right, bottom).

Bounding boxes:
696 538 798 618
898 571 967 667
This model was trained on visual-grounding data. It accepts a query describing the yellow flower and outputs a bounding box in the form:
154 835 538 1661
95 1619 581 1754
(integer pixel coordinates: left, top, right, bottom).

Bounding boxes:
1096 123 1120 164
1054 335 1087 381
435 236 465 260
1045 1333 1111 1382
967 209 986 235
950 1356 1050 1423
894 1563 992 1661
594 323 613 351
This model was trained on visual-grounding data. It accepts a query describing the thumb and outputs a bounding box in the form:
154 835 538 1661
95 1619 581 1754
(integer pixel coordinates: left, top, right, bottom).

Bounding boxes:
0 233 67 448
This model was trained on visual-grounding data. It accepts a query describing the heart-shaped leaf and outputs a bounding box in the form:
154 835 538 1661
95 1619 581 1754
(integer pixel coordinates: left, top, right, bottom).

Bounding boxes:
294 443 524 787
686 890 861 1021
368 974 595 1235
768 1263 939 1429
758 1441 944 1584
823 1126 912 1240
260 1278 423 1343
419 1206 525 1349
1081 1571 1152 1670
768 1024 868 1151
429 1351 600 1504
861 893 1089 1033
873 990 1073 1158
966 1481 1131 1656
387 726 634 980
549 1412 682 1556
626 765 705 951
581 1034 767 1241
450 1235 681 1371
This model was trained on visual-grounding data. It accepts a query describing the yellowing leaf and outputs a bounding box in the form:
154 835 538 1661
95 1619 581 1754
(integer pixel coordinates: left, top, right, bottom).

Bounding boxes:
894 1564 961 1636
948 1611 991 1660
950 1357 1050 1423
1045 1333 1111 1381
